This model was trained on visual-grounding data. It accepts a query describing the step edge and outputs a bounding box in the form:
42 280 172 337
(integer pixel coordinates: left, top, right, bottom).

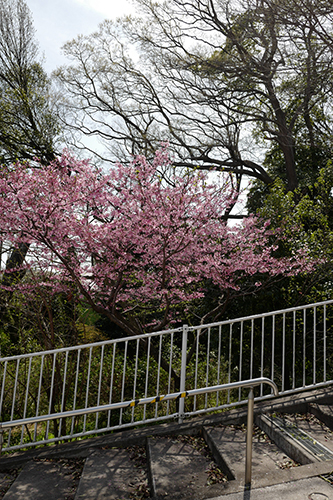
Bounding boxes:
255 413 318 465
203 426 235 481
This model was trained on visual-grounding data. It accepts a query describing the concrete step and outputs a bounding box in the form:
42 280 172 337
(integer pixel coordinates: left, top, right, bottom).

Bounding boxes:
256 411 333 465
2 459 80 500
0 471 19 498
310 402 333 430
204 424 292 483
208 476 333 500
147 436 228 499
2 388 333 499
75 447 147 500
276 413 333 458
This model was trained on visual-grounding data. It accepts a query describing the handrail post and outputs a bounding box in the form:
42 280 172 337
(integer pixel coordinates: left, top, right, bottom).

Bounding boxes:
245 387 254 485
178 324 188 424
0 425 3 455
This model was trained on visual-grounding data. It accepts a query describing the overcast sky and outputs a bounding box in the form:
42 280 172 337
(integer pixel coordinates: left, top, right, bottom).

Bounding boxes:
27 0 136 73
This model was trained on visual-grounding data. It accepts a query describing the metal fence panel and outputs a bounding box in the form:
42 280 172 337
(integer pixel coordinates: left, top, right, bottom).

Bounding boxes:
1 300 333 451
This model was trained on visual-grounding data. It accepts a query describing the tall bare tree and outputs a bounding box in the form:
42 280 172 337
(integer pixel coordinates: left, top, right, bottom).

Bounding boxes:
0 0 59 311
55 0 333 196
0 0 59 164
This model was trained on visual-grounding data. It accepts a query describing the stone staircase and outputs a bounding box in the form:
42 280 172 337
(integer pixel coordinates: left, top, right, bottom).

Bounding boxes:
1 388 333 499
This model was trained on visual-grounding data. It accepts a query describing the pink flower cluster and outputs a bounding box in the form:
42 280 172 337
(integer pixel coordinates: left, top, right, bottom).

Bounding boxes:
0 147 313 320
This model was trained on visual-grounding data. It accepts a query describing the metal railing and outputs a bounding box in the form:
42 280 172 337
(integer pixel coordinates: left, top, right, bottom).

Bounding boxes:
0 299 332 452
0 377 278 485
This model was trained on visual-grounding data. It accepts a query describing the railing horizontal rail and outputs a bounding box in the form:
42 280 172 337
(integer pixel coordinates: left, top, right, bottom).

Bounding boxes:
0 377 278 485
2 298 333 363
0 328 184 363
188 298 333 330
0 377 278 431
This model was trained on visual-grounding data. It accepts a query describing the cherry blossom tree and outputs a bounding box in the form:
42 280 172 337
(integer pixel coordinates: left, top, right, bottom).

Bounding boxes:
0 147 313 340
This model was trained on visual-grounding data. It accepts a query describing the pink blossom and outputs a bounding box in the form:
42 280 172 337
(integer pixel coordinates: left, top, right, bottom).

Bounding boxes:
0 147 315 332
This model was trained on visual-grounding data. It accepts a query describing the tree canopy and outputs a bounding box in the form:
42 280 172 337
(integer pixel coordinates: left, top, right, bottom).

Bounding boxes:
55 0 333 198
0 147 313 335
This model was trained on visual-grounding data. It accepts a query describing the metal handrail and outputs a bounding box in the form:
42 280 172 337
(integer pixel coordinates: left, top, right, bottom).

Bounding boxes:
0 376 278 484
0 298 330 451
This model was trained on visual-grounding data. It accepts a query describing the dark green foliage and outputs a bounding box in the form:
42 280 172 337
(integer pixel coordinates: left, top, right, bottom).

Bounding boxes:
0 0 59 164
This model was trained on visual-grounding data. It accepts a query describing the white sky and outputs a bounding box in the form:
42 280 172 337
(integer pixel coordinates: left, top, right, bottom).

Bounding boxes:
27 0 136 73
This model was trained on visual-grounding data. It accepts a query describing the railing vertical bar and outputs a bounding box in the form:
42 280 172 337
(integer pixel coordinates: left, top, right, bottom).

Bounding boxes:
107 343 116 428
70 349 81 436
324 304 327 382
0 360 7 416
166 333 174 416
313 306 317 385
271 316 275 383
58 351 69 437
143 337 151 421
34 355 45 441
46 353 57 439
303 309 306 387
260 317 265 397
282 313 286 392
178 325 188 423
250 319 254 380
245 387 254 485
83 348 93 432
132 339 140 422
95 345 105 430
119 341 128 426
10 359 20 421
155 335 163 418
20 357 32 444
216 325 222 407
0 360 8 448
239 321 244 402
24 359 32 410
228 324 233 404
8 359 20 446
193 330 199 412
292 310 296 390
205 328 211 409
